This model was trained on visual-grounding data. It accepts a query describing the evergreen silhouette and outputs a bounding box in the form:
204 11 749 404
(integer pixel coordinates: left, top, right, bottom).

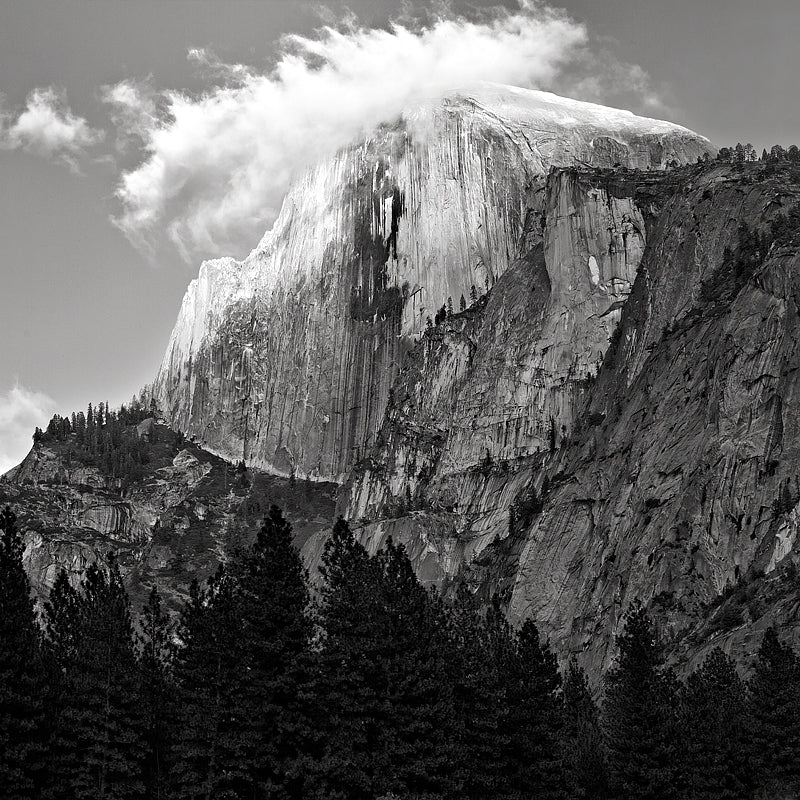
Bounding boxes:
748 627 800 797
310 518 390 798
229 504 316 799
0 506 47 799
311 521 455 799
45 559 147 799
603 603 679 799
169 568 250 798
447 588 509 799
137 585 174 800
369 539 455 798
562 657 607 799
679 647 751 799
499 610 565 799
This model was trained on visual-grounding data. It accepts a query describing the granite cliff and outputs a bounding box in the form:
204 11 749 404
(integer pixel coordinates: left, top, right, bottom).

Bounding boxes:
15 85 800 676
153 84 711 482
337 158 800 675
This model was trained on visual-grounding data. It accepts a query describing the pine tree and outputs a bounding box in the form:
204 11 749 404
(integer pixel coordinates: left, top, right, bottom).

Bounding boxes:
447 588 509 799
503 617 565 799
0 506 47 799
310 522 456 799
230 505 315 798
45 560 147 799
309 518 383 799
77 561 146 798
563 657 607 799
371 539 456 798
460 294 466 312
42 569 82 799
170 568 249 799
137 586 174 800
748 628 800 797
679 648 751 800
603 603 679 799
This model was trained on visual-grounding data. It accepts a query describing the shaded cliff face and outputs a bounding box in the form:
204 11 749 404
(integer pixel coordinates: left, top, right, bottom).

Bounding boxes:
154 84 711 483
509 161 800 673
1 425 337 612
340 158 800 675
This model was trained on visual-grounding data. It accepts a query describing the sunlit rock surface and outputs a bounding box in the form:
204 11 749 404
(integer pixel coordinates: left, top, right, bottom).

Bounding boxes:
342 159 800 676
154 84 711 482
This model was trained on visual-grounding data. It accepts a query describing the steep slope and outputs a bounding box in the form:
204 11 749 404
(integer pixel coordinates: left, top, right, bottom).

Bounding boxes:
508 160 800 674
338 157 800 675
154 84 711 482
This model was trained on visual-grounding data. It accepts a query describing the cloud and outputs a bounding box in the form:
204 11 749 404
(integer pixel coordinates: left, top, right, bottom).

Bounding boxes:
109 1 659 261
101 79 160 153
0 383 57 476
0 87 104 172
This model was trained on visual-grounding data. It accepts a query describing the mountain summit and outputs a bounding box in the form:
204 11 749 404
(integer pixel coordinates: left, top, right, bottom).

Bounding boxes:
153 84 712 481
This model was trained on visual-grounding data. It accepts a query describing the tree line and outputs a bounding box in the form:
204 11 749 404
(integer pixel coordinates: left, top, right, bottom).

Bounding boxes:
32 399 158 490
2 502 800 799
714 142 800 164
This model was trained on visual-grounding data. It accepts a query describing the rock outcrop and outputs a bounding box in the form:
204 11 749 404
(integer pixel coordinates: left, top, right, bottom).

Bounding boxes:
338 158 800 675
154 84 712 483
1 425 337 611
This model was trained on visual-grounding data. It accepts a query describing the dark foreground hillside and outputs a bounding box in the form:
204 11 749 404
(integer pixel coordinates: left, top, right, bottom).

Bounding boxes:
3 496 800 800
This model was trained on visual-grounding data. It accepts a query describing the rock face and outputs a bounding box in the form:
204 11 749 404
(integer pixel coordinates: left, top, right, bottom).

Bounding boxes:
505 162 800 674
340 159 800 676
154 84 712 483
0 425 337 612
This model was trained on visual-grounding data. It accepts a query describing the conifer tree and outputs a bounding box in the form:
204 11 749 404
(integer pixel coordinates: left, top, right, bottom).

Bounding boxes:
679 648 751 800
45 560 147 799
748 627 800 796
371 539 456 798
503 617 564 799
0 506 47 799
447 588 509 799
309 518 384 799
169 568 249 799
230 504 315 799
137 585 174 800
562 657 607 799
42 569 82 799
311 522 456 799
603 603 679 799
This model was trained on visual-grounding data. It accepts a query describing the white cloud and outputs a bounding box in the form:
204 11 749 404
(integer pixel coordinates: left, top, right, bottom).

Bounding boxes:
109 1 660 261
0 383 57 476
101 79 160 153
0 87 103 172
110 2 590 259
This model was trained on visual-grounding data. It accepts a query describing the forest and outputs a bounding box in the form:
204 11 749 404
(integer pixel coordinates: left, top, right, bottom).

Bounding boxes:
2 501 800 800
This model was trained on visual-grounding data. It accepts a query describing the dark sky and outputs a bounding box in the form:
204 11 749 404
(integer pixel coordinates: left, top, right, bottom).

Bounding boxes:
0 0 797 471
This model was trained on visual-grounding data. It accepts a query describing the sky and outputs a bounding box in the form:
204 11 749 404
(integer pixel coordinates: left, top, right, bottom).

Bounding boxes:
0 0 798 473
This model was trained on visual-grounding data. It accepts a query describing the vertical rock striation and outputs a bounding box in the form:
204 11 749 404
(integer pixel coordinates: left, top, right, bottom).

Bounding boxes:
343 159 800 675
154 84 711 482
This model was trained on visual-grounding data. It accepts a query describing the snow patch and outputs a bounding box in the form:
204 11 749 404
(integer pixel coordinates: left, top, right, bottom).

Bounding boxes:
588 255 600 285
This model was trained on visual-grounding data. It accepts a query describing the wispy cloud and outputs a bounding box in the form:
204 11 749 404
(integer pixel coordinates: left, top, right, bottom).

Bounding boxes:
101 78 160 154
109 1 589 260
107 1 663 262
0 383 57 476
0 87 103 172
